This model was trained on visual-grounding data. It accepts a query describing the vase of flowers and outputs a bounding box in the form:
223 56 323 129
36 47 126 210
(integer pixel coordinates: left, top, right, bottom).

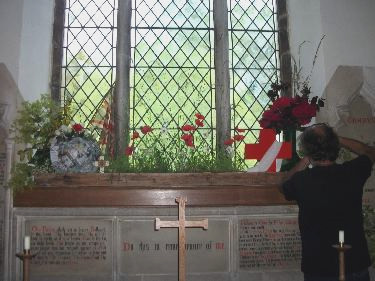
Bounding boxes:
50 123 100 173
259 82 324 171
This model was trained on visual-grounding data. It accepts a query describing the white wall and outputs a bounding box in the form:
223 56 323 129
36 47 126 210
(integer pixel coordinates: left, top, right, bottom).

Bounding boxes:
320 0 375 82
287 0 326 99
288 0 375 98
0 0 24 83
0 0 53 102
18 0 54 101
1 0 375 101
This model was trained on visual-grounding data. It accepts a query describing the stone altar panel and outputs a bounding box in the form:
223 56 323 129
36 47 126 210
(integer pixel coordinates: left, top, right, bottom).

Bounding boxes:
238 216 301 270
24 218 113 281
119 218 229 275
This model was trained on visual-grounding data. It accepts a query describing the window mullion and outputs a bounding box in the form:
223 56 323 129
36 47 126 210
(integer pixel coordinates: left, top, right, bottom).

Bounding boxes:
213 0 231 152
276 0 292 97
51 0 66 104
114 0 132 154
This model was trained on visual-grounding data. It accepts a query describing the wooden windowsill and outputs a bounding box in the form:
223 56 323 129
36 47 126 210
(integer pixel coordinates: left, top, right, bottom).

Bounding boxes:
13 172 292 208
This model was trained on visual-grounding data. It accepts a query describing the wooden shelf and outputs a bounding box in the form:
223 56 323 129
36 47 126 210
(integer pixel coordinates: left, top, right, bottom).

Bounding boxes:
13 172 292 207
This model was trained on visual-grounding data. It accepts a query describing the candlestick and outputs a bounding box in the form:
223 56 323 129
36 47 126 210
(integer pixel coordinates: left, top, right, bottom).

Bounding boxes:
333 244 351 281
24 236 30 251
16 250 37 281
339 230 344 245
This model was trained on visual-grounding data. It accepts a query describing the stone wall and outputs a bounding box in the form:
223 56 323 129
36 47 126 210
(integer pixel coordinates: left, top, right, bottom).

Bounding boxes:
12 206 303 281
0 143 6 279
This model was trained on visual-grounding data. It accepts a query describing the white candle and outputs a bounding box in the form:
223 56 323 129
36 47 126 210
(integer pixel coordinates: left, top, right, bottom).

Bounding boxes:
24 236 30 250
339 230 344 244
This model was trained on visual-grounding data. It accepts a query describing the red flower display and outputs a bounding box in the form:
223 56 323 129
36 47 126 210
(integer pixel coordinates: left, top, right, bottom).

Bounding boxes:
72 123 84 133
271 96 293 109
259 82 324 133
291 101 317 125
141 125 153 134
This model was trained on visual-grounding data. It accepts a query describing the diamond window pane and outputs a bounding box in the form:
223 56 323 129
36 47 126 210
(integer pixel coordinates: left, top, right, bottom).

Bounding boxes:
229 0 279 169
130 0 214 169
61 0 117 137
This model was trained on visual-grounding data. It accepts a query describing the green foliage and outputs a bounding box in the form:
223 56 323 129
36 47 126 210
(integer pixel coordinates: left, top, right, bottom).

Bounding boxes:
12 94 69 163
8 163 34 194
10 94 71 193
108 130 244 173
363 205 375 266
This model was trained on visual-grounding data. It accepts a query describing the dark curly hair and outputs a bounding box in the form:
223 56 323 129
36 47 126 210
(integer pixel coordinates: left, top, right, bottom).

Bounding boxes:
299 123 340 161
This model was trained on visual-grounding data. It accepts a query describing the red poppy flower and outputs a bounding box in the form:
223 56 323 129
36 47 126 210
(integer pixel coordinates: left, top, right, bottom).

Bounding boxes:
72 123 84 133
195 119 204 127
185 140 195 147
140 125 153 134
195 113 205 120
233 134 245 141
224 138 234 146
131 131 140 140
181 124 196 131
181 134 194 147
181 134 194 143
235 127 245 133
125 146 134 156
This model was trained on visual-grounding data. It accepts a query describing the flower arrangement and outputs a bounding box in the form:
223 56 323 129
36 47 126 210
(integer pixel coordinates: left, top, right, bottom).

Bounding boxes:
50 121 100 173
260 36 326 134
109 112 244 173
11 94 69 167
259 82 324 133
9 94 100 193
54 122 92 141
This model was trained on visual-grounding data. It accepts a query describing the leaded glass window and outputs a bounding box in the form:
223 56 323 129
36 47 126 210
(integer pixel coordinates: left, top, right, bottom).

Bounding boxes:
229 0 279 167
60 0 118 138
130 0 215 168
53 0 285 170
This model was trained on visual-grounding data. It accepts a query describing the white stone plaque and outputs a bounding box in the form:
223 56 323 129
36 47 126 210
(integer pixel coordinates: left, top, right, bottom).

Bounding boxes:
24 219 113 281
239 216 301 270
119 218 229 275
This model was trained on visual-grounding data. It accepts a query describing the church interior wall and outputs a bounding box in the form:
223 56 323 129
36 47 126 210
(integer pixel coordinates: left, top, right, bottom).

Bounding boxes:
0 0 24 85
319 0 375 84
1 0 375 102
0 139 6 279
1 1 375 280
17 0 54 102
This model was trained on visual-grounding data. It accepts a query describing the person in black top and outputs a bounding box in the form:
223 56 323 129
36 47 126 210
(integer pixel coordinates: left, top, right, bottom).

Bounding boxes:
281 123 375 281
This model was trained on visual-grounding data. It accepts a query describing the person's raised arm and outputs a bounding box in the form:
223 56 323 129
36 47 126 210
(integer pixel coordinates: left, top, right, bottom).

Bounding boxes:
339 136 375 163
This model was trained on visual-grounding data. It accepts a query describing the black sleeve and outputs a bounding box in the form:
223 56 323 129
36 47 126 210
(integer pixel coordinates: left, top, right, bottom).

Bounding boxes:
282 176 297 201
344 155 373 181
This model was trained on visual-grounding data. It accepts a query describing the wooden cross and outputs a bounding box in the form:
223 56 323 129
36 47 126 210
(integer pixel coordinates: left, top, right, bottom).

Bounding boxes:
155 197 208 281
244 128 292 172
94 156 109 173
